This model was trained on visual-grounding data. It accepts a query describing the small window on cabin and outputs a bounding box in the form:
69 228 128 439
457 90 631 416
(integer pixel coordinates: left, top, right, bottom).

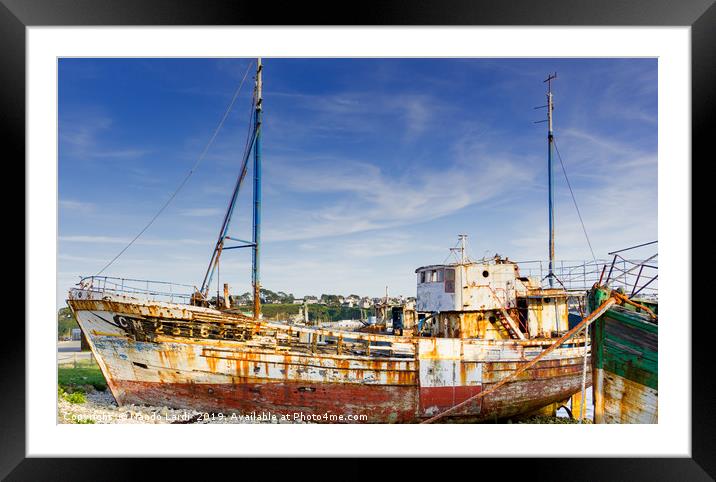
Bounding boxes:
482 270 489 278
436 269 444 282
430 270 437 282
444 269 455 293
419 271 426 284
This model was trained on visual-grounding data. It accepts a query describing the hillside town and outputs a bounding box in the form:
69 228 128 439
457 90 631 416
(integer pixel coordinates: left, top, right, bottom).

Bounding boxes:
229 288 415 310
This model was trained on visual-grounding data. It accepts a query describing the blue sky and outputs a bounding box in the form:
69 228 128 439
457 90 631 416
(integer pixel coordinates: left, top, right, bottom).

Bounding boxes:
58 58 657 307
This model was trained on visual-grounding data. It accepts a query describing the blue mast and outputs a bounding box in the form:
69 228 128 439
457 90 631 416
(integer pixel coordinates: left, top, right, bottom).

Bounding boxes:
198 59 262 308
252 58 263 318
545 73 557 288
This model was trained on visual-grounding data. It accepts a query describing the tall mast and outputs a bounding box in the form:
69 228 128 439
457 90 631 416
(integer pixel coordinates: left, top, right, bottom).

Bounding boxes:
252 58 263 319
545 73 557 288
197 58 264 308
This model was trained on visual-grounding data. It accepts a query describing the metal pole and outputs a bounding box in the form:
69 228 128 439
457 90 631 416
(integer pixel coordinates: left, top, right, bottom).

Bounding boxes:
252 58 263 319
630 265 645 298
459 234 467 264
545 73 557 288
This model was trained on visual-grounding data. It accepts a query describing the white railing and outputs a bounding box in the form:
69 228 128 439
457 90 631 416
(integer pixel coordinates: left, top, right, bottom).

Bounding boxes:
514 241 658 299
515 259 610 292
77 276 199 305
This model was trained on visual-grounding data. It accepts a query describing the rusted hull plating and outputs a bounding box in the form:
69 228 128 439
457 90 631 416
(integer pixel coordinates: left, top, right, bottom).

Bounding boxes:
68 289 590 423
593 368 657 424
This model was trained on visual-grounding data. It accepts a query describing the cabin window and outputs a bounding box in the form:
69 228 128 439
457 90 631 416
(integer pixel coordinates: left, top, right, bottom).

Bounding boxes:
423 269 445 283
482 270 489 278
444 268 455 293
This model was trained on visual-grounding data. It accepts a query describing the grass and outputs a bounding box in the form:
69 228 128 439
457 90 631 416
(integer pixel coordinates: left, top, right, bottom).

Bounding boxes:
58 386 87 404
58 361 107 392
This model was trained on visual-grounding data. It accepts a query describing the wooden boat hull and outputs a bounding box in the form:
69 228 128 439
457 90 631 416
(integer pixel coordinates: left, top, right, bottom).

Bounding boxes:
68 289 590 423
591 294 658 424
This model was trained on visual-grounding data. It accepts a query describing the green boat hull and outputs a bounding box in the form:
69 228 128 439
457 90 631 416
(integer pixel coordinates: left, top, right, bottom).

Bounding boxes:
589 287 658 423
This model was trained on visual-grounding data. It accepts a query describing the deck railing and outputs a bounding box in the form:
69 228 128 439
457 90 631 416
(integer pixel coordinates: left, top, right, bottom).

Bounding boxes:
514 241 658 299
515 259 610 293
603 241 658 299
76 276 199 305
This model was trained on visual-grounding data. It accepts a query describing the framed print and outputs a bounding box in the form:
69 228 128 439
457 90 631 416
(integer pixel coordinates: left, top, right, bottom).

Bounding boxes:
4 0 713 478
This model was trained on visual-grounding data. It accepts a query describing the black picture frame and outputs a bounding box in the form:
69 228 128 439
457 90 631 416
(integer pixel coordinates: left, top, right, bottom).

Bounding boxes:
5 0 712 478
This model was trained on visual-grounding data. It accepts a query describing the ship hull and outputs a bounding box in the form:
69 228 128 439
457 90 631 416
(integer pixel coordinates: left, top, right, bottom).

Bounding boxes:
68 289 590 423
591 298 658 424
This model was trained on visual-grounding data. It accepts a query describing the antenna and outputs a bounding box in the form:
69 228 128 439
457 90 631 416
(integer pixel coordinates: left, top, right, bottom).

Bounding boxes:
458 234 467 264
449 234 469 264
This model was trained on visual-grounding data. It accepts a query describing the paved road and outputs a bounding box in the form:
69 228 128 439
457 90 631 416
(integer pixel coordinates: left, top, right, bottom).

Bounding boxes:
57 340 94 364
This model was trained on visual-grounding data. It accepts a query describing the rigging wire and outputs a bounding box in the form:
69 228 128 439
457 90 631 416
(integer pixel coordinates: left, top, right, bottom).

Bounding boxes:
200 85 260 295
442 237 465 264
95 60 255 276
552 137 598 265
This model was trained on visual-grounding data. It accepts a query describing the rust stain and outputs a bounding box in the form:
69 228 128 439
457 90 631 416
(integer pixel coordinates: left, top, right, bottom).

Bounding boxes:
69 287 592 423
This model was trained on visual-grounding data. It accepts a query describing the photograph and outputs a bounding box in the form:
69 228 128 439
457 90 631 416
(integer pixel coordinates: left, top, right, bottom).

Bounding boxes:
57 57 658 425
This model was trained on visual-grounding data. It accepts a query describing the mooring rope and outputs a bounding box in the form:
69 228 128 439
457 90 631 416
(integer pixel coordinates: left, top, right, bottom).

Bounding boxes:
611 290 657 319
420 295 617 424
95 60 255 276
579 321 589 422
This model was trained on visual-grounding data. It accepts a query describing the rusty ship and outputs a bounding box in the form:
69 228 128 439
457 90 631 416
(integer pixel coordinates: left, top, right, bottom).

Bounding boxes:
588 242 658 423
67 63 593 423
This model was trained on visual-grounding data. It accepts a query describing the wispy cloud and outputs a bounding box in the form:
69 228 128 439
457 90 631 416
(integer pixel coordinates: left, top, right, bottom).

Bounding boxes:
263 137 537 242
60 113 151 161
179 208 223 217
59 199 95 213
509 127 656 260
60 235 203 246
267 90 442 144
57 58 657 307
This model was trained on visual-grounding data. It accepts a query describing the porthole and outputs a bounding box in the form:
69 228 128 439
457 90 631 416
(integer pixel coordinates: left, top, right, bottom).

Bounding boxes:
482 270 489 278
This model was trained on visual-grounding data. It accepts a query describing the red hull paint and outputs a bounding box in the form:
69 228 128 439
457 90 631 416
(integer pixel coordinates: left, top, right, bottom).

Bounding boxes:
419 386 483 416
116 379 419 423
116 379 489 423
113 376 583 423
